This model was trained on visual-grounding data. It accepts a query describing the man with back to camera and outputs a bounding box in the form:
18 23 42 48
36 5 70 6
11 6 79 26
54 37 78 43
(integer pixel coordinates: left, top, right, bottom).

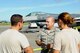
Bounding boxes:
0 14 33 53
35 16 60 53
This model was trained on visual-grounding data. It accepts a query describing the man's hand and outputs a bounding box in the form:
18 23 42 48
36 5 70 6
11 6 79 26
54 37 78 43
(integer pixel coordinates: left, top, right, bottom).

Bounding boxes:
53 50 60 53
47 44 53 49
35 40 42 46
24 46 33 53
35 40 46 47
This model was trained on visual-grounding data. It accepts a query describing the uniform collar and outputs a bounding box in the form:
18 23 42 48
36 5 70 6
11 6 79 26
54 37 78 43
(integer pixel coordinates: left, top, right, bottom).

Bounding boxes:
44 27 55 33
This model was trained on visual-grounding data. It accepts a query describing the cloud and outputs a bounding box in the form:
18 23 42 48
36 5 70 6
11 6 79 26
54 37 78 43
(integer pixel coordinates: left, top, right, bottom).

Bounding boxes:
0 8 9 13
0 1 79 13
0 7 33 13
11 7 32 10
38 1 78 8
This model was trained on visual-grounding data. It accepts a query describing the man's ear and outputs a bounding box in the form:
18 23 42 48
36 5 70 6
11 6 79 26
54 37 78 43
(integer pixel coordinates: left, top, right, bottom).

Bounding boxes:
17 22 21 27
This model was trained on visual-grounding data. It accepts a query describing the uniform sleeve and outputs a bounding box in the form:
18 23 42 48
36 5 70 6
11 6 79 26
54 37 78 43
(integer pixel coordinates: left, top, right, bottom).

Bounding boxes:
53 33 61 51
54 28 60 36
19 34 30 48
36 30 42 41
55 28 60 32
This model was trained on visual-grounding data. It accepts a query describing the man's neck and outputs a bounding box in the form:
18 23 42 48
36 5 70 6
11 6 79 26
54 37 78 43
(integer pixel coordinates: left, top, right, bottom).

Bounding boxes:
47 27 53 30
62 25 69 29
11 26 19 31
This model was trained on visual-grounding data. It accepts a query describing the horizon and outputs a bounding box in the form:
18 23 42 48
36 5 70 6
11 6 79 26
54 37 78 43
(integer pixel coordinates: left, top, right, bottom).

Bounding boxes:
0 12 80 22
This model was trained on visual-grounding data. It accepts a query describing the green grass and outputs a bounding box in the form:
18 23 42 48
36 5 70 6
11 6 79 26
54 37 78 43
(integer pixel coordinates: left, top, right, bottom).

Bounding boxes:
0 23 10 26
0 22 28 26
23 23 29 25
73 26 80 29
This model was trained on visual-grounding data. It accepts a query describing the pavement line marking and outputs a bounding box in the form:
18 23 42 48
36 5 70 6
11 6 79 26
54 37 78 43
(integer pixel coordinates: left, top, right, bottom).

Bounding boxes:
33 48 42 51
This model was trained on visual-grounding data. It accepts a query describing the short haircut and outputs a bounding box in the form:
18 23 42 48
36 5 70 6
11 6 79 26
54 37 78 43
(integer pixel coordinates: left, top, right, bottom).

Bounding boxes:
10 14 23 26
46 16 55 22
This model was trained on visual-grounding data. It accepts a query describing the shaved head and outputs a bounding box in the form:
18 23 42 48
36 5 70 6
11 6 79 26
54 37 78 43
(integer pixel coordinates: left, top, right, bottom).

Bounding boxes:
46 16 55 22
46 16 55 30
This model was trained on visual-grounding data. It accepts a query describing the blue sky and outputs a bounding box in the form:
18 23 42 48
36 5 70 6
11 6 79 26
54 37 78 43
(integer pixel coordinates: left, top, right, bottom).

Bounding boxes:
0 0 80 21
